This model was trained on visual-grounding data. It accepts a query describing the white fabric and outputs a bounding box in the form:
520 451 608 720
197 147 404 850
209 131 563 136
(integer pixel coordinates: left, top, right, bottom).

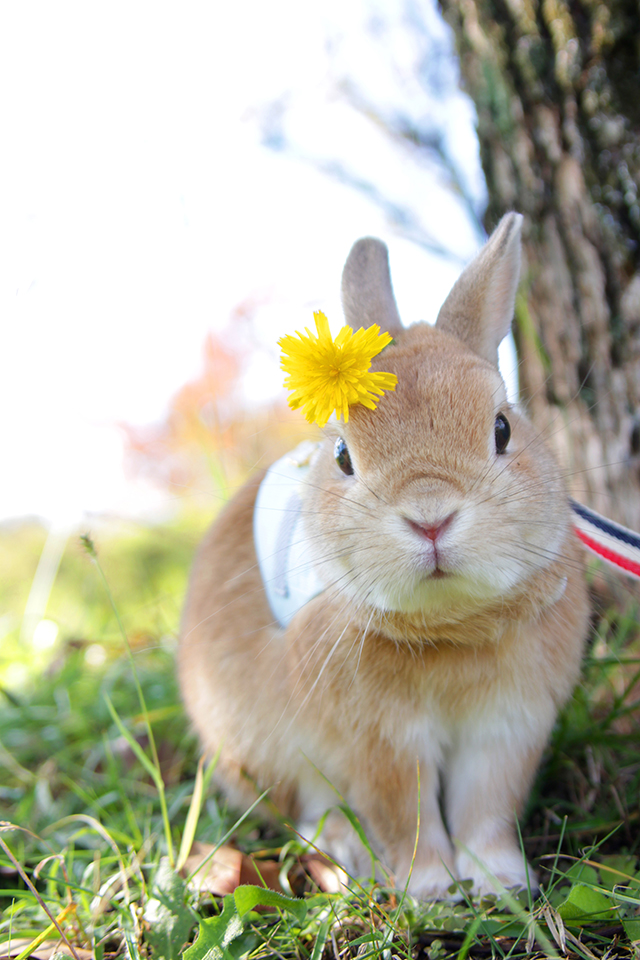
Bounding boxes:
253 441 325 628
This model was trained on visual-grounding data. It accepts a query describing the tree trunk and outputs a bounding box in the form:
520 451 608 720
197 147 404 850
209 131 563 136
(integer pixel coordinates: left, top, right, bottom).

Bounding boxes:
439 0 640 531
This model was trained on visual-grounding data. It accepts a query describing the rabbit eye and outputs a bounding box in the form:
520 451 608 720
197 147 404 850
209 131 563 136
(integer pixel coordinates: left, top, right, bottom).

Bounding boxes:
334 437 354 476
494 413 511 454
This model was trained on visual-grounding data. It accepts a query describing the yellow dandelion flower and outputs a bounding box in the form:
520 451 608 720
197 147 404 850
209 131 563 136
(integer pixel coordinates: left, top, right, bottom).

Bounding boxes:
278 311 398 428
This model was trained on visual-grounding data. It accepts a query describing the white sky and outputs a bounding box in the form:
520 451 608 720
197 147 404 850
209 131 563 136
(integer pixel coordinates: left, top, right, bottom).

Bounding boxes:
0 0 505 528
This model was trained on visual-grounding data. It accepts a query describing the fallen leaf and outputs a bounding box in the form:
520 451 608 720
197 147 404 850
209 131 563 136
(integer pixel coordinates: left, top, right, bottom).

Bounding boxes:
183 843 281 896
299 853 348 893
182 843 347 897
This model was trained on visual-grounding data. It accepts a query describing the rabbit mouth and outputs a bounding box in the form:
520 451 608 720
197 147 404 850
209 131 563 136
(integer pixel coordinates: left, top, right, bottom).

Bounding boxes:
428 569 450 580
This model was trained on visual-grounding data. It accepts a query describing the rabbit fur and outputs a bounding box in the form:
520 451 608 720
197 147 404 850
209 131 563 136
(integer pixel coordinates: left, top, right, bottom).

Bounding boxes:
179 213 589 899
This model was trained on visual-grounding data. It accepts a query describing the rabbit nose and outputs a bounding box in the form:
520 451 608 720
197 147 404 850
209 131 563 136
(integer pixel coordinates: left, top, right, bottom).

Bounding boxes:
406 512 456 542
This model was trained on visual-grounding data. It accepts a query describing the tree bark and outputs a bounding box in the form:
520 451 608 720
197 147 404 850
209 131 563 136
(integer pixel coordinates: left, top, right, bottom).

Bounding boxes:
439 0 640 530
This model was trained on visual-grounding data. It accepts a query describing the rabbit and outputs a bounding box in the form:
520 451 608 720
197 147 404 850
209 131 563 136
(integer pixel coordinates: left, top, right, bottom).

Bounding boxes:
179 212 589 899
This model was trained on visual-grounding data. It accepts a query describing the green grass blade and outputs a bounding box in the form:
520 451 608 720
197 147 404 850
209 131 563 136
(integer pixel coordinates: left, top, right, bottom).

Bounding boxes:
309 919 330 960
456 915 482 960
176 755 208 873
81 534 175 867
104 693 161 785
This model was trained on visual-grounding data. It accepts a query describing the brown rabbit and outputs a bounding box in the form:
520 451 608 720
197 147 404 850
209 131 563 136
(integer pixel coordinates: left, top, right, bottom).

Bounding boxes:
179 213 589 898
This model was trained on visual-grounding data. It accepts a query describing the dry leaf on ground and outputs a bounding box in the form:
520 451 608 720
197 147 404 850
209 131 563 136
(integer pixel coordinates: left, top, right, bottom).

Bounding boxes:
182 842 347 895
182 842 282 895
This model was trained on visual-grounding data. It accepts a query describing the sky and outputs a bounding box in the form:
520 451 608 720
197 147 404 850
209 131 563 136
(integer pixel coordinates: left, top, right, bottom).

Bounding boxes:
1 0 505 529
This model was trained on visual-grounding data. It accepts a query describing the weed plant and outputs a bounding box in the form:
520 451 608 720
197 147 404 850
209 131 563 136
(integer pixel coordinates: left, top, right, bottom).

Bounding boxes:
0 517 639 959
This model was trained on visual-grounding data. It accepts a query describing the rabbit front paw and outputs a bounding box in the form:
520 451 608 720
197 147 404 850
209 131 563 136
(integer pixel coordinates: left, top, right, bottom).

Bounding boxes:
455 845 538 898
404 860 459 901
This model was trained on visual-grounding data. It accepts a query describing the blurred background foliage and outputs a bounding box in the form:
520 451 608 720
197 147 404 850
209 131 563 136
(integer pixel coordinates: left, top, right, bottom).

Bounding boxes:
0 309 318 700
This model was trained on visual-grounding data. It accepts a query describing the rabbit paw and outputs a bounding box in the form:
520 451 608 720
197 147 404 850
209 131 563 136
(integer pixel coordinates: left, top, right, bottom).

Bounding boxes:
298 813 374 881
404 861 459 901
455 845 538 898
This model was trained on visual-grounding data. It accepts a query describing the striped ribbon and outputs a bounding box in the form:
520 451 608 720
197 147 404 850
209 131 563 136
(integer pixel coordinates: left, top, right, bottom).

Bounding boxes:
571 499 640 581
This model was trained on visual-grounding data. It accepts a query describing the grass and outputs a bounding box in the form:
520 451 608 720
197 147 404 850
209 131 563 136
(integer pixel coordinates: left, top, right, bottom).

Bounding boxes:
1 514 639 959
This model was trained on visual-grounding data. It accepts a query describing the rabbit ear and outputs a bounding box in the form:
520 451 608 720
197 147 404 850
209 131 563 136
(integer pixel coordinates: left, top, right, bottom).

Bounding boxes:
341 237 403 335
436 213 523 367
